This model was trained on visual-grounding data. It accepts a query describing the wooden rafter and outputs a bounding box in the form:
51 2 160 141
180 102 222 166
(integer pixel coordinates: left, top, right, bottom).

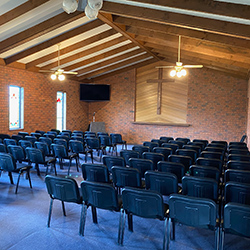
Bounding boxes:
0 0 50 26
0 11 85 54
100 1 250 39
4 19 104 65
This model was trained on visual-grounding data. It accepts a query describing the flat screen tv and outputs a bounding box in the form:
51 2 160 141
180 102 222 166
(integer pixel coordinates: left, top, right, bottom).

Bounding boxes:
80 84 110 102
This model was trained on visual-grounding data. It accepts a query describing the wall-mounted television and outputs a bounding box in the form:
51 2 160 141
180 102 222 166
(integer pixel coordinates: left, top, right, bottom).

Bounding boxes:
80 84 110 102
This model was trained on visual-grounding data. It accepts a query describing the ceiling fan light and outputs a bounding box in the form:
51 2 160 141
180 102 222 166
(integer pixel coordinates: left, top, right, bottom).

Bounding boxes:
177 71 182 78
170 69 176 77
58 74 65 81
88 0 103 10
181 69 187 76
51 74 57 80
85 4 98 19
63 0 79 14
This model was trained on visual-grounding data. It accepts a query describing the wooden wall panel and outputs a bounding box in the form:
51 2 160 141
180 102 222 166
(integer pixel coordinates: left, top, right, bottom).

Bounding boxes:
135 61 188 124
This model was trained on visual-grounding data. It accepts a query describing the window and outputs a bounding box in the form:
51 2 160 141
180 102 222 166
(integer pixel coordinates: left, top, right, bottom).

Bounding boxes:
9 85 24 130
57 91 66 131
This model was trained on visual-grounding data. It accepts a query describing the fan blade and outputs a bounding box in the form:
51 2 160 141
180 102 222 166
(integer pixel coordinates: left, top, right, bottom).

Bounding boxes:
39 70 54 73
156 66 175 69
63 71 78 75
183 65 203 68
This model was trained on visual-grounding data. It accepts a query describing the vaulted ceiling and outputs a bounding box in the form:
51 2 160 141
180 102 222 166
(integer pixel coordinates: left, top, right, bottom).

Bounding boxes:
1 0 250 81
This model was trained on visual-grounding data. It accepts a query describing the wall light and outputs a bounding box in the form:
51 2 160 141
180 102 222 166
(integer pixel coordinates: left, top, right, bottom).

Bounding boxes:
63 0 79 14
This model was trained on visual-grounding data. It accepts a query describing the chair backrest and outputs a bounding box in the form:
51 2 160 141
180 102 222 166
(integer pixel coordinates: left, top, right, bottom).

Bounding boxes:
224 182 250 205
152 147 172 161
30 132 42 139
0 143 7 153
224 169 250 184
192 139 208 148
45 175 82 203
196 157 223 173
0 134 11 140
200 151 224 161
35 130 45 135
56 135 70 143
11 134 23 142
132 145 150 157
176 149 197 163
81 163 110 183
102 155 126 171
142 152 165 170
0 152 16 171
228 144 248 150
229 141 247 147
145 171 178 196
111 166 141 188
227 160 250 171
169 194 217 229
62 130 72 136
182 176 218 201
8 145 26 161
34 141 50 156
211 140 228 147
151 139 164 146
25 136 37 144
26 147 45 164
120 150 139 165
207 143 227 150
81 181 119 211
189 165 220 183
69 140 84 153
204 146 226 154
143 141 159 151
168 155 192 173
18 132 29 138
73 130 84 136
228 149 249 155
223 203 250 238
54 138 68 150
128 158 154 177
183 145 202 155
99 135 112 147
157 161 185 183
161 143 179 152
50 129 60 135
70 136 84 143
86 138 100 149
228 154 250 162
44 133 56 140
39 137 52 147
188 141 205 150
3 138 17 147
168 140 185 148
71 133 84 138
159 136 173 142
110 133 123 144
122 187 165 220
97 132 109 136
51 144 68 158
176 137 190 144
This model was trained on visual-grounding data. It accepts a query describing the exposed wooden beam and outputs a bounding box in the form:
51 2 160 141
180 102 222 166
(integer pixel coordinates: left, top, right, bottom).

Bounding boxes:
98 12 161 61
0 58 6 66
26 29 117 69
0 0 50 26
113 16 250 49
77 48 144 76
4 19 104 65
62 43 137 72
100 1 250 39
77 54 152 80
40 36 128 70
91 58 157 82
127 28 250 64
0 11 85 54
130 0 250 20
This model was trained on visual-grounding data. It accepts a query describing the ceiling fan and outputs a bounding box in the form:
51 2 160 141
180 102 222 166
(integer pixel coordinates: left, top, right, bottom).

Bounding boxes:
157 36 203 77
39 44 78 81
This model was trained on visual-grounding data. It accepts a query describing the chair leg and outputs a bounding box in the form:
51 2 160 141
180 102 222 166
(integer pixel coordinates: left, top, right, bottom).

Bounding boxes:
91 206 98 224
220 228 224 250
45 163 49 176
15 172 22 194
76 157 79 172
163 218 168 250
166 218 171 250
35 163 40 176
53 162 57 176
128 213 133 232
79 203 88 236
215 227 220 250
67 159 72 176
8 172 14 184
26 169 32 189
62 201 66 216
119 208 126 245
171 218 175 240
47 198 54 227
91 151 93 163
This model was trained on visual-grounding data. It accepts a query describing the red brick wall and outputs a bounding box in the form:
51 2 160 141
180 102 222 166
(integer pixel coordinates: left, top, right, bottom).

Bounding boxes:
0 65 89 136
89 67 248 144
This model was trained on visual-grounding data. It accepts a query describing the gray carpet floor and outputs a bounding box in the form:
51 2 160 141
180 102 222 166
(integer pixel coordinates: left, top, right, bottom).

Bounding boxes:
0 145 249 250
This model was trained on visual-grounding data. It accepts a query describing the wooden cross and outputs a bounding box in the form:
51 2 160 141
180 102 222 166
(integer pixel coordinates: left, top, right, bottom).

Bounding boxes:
147 68 175 115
